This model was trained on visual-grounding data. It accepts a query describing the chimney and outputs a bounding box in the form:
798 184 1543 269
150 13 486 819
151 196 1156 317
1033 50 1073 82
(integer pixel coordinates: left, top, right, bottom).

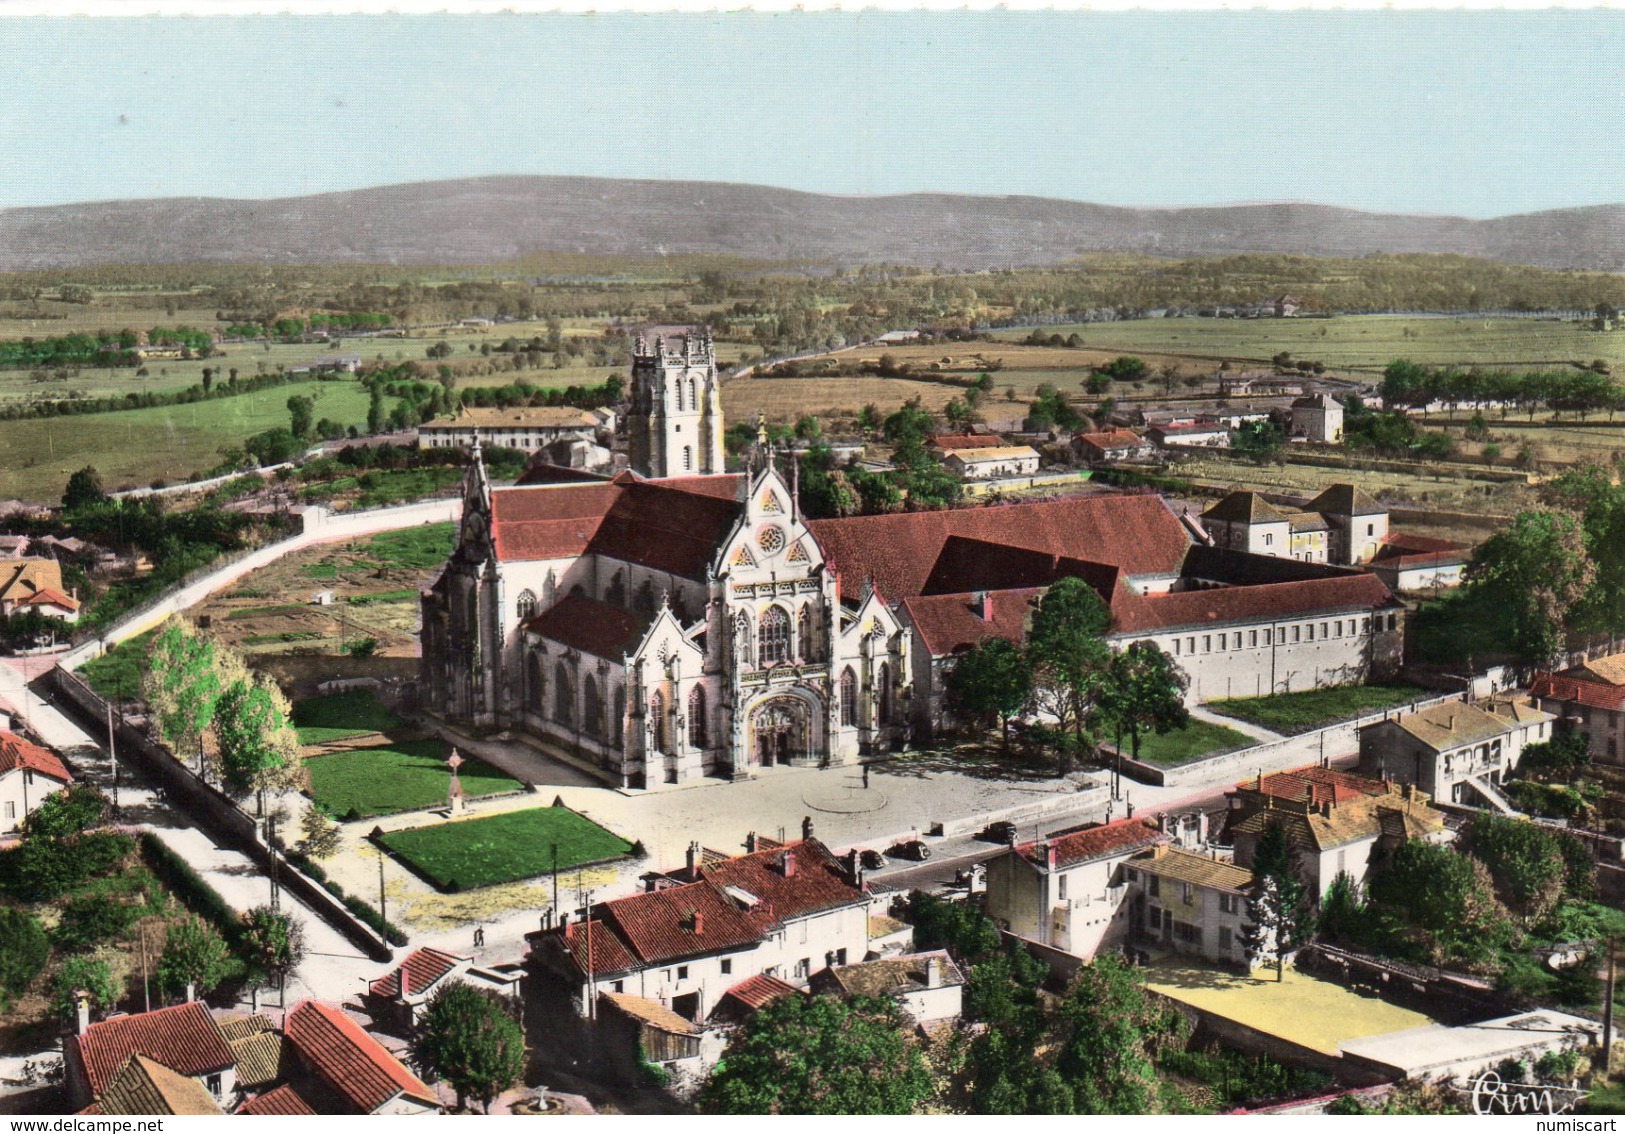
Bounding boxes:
745 831 757 854
687 840 701 876
925 955 943 988
846 849 865 887
691 910 705 937
185 982 196 1004
74 991 91 1036
977 591 993 621
802 815 815 841
1197 812 1210 843
782 849 797 877
250 986 260 1014
1044 842 1057 870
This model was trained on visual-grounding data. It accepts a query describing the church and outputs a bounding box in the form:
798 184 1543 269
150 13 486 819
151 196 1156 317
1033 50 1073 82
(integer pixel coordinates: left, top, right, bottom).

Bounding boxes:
421 327 1406 789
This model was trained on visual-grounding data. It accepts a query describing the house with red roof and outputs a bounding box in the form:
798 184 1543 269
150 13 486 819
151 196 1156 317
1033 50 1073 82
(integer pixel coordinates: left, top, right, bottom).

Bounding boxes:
0 557 81 622
1072 428 1153 464
362 946 523 1032
527 837 868 1072
1530 651 1625 765
66 998 440 1116
1358 696 1556 805
0 728 72 836
984 818 1168 959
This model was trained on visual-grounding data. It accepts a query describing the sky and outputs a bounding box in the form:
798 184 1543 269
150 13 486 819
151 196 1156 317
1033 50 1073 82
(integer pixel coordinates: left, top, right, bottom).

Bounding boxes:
1 10 1620 218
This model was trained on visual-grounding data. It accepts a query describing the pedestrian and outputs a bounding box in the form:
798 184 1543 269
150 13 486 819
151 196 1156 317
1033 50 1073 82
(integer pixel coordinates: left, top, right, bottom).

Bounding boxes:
862 764 870 789
474 926 485 949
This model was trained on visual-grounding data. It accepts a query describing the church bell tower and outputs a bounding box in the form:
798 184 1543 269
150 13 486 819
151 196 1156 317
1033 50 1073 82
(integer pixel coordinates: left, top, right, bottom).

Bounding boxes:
628 327 725 478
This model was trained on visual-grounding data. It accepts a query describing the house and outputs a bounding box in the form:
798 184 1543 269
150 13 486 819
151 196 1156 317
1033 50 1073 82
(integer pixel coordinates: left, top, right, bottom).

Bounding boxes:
0 535 29 558
808 949 965 1024
984 818 1167 957
0 729 73 836
1125 846 1253 966
1226 766 1449 899
1290 394 1345 444
1073 429 1152 463
66 999 439 1116
1530 652 1625 765
1305 484 1388 565
937 443 1042 480
1199 492 1330 564
528 837 869 1066
363 947 523 1032
1148 422 1231 449
418 406 603 456
287 354 361 376
1366 533 1470 593
1272 295 1301 318
0 557 81 621
1359 697 1556 806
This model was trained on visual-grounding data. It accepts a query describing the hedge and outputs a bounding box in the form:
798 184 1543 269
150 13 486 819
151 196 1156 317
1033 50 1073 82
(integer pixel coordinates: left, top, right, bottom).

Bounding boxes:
139 833 237 935
284 847 408 946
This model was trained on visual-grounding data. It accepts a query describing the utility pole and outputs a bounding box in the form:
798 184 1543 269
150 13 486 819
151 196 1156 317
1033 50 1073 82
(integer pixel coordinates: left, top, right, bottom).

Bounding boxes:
1604 937 1617 1077
551 843 559 914
378 852 388 926
106 695 120 816
267 811 280 915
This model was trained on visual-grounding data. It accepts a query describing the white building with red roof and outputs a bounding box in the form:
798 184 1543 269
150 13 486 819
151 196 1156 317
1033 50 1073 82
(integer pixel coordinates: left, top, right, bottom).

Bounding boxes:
363 946 522 1031
0 728 72 836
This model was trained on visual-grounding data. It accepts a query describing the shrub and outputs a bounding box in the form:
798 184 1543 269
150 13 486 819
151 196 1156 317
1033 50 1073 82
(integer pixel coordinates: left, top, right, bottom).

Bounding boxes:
0 908 49 1007
52 893 138 953
138 833 236 932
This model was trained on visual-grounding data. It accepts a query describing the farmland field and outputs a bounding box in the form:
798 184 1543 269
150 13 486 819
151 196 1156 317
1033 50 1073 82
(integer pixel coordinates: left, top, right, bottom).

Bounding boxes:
377 805 634 891
0 377 384 500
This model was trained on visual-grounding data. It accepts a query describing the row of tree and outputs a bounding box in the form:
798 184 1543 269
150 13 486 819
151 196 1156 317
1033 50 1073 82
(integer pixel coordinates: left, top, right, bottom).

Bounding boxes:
1381 360 1618 420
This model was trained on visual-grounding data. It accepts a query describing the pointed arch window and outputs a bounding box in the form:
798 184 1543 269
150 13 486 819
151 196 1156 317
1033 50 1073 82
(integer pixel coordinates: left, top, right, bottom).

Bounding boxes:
650 690 668 752
798 607 814 662
583 676 603 740
688 377 699 410
877 661 893 725
613 685 626 745
688 686 706 748
840 667 857 727
528 654 546 712
554 662 574 727
759 606 791 667
683 445 693 472
516 590 537 623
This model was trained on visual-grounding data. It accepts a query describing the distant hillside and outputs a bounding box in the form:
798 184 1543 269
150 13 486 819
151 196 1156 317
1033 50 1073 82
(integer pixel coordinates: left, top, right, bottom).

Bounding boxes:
0 176 1620 272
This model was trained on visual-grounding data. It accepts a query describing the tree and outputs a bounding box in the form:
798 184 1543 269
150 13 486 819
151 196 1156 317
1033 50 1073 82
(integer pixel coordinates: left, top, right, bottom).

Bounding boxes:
1316 871 1369 947
1366 841 1508 969
238 906 305 990
141 617 225 777
1051 953 1186 1113
1230 420 1284 461
62 465 107 511
22 783 109 842
213 674 301 807
367 383 386 434
413 983 525 1113
156 916 233 998
52 956 117 1027
1462 510 1593 665
297 805 341 860
1466 815 1567 924
1026 577 1114 771
905 890 1002 964
1240 824 1309 981
702 993 930 1114
286 394 314 439
1098 642 1189 762
0 908 48 1009
946 637 1030 748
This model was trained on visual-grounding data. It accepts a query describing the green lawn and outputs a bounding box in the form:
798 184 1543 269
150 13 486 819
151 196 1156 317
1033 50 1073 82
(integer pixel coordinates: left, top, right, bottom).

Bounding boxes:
1206 683 1430 736
378 805 633 891
292 688 406 744
305 739 518 819
1121 719 1254 767
79 629 156 700
362 523 456 571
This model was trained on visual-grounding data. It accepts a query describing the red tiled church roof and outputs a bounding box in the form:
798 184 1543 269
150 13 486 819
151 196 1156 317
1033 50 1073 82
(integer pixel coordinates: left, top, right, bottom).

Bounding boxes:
70 1002 233 1099
0 729 72 783
901 588 1042 657
525 594 654 660
1110 573 1394 634
283 1001 437 1114
808 494 1190 602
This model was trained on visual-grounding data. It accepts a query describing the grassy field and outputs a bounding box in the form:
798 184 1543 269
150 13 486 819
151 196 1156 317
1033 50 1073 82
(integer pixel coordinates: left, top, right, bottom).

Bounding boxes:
1206 683 1431 735
290 688 404 744
1143 959 1434 1056
720 372 971 425
1120 719 1255 767
377 805 634 891
361 523 456 571
989 315 1625 373
305 738 518 819
1170 452 1535 516
80 630 156 701
0 377 381 500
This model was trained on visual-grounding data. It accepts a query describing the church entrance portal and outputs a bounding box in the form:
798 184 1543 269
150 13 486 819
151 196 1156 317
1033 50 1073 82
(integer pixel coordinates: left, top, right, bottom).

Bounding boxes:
751 697 809 766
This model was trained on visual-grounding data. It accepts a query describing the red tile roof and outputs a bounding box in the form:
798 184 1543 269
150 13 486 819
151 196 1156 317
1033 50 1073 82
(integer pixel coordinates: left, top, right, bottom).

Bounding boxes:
17 586 79 611
514 464 614 488
928 434 994 451
0 729 72 783
525 594 654 660
237 1085 316 1116
1237 765 1390 807
559 840 865 978
920 536 1121 597
1015 818 1165 869
70 1002 234 1099
1110 573 1395 634
283 1001 437 1114
901 588 1041 657
720 973 802 1012
1530 672 1625 712
1075 429 1145 453
367 948 464 1000
488 483 619 561
808 494 1190 601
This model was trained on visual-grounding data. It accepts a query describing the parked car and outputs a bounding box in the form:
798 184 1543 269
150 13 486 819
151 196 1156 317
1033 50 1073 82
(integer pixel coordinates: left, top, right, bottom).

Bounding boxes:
888 840 931 861
859 849 886 870
979 820 1018 844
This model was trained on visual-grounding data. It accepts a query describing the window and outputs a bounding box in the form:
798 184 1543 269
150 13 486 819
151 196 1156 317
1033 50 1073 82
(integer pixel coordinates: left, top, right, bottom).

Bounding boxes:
1321 622 1329 638
682 445 693 471
1146 907 1162 931
207 1075 223 1097
516 590 536 622
1057 875 1068 900
1362 617 1370 632
1219 927 1234 952
1187 637 1195 654
1172 639 1181 656
1264 533 1273 546
1181 882 1194 904
1148 876 1160 898
835 948 847 966
1249 631 1257 648
1367 523 1375 536
721 959 732 975
759 606 791 666
839 668 857 727
687 687 706 747
1175 921 1201 945
1219 893 1237 915
1292 625 1301 643
1264 628 1273 646
1203 635 1211 653
677 966 689 980
795 958 810 979
799 606 814 661
613 980 624 993
799 919 809 944
553 662 574 726
650 690 668 752
2 802 12 819
1125 868 1139 883
1232 632 1242 650
583 677 603 740
1306 624 1315 642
